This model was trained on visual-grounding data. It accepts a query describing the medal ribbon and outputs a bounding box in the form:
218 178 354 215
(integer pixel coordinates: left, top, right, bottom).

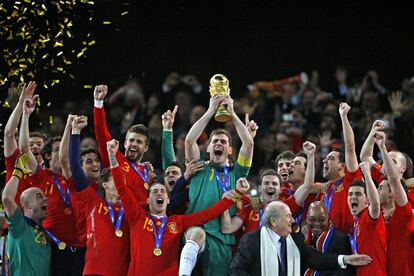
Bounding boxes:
323 178 343 214
258 208 263 229
214 167 229 193
24 216 65 248
150 215 167 250
52 176 71 208
130 162 148 184
349 218 359 254
294 207 304 225
106 201 124 232
287 187 294 197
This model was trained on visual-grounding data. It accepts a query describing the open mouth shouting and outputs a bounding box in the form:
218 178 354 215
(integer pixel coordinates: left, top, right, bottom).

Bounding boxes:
213 147 223 160
156 198 164 205
41 203 48 211
350 201 359 213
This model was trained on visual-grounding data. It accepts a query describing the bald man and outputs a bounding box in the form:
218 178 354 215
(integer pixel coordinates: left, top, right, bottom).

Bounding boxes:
304 201 354 276
2 153 51 276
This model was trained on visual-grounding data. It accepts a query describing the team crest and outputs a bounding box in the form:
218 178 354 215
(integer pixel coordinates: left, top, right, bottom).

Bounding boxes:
334 184 344 192
167 222 177 234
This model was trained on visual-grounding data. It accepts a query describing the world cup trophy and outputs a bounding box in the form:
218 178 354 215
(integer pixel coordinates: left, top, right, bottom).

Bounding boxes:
209 73 232 122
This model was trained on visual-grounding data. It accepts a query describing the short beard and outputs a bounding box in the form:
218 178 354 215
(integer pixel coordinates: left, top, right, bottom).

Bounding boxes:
126 151 143 162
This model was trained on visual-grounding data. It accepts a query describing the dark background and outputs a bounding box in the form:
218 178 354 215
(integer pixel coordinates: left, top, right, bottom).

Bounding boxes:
74 0 414 98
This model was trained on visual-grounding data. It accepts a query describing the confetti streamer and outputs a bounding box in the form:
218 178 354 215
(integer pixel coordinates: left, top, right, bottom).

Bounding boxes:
0 0 96 89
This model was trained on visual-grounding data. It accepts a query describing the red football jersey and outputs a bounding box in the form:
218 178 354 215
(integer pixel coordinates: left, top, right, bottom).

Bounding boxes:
24 168 78 246
67 178 100 247
239 197 300 233
94 106 148 202
354 208 387 276
111 166 234 276
317 169 362 233
371 162 414 208
385 202 414 275
75 187 130 276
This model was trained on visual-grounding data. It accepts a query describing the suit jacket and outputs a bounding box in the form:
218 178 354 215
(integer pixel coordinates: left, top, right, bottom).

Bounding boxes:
309 228 355 276
229 229 342 276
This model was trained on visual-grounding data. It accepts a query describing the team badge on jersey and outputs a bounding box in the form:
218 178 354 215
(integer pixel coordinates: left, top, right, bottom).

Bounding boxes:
167 222 177 234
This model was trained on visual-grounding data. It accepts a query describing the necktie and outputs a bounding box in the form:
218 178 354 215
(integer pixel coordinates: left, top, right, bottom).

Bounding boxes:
279 237 287 274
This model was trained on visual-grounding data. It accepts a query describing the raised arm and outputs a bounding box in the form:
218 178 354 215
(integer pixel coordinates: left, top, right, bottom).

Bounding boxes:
69 115 90 191
374 131 408 206
360 120 386 164
93 84 123 168
161 105 178 169
359 162 380 219
59 114 76 179
294 141 316 206
185 94 224 161
4 82 37 158
18 97 39 172
2 153 32 217
107 139 140 220
339 103 359 172
222 97 254 162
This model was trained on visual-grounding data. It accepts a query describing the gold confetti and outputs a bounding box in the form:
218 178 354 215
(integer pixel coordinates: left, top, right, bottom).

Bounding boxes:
0 0 96 88
103 21 111 25
121 11 128 16
49 116 53 125
83 84 92 88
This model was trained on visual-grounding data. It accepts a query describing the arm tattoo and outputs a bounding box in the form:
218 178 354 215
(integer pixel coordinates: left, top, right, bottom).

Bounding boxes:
109 153 118 167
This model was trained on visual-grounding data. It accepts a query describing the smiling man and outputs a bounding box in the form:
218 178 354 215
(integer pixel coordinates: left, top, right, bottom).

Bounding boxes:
93 84 153 202
275 151 296 201
221 141 317 234
304 201 353 276
230 201 372 276
2 153 51 276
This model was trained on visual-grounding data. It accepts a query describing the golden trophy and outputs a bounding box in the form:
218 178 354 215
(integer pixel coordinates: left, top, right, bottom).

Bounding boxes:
209 73 232 122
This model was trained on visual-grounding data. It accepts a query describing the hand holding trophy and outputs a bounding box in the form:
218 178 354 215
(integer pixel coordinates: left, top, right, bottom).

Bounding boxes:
209 74 232 122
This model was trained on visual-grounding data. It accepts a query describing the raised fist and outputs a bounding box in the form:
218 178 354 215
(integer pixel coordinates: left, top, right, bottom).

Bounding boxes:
94 85 108 101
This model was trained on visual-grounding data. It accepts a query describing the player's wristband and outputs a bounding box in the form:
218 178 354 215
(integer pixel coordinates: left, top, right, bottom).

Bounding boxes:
94 99 103 108
12 168 23 179
232 189 242 202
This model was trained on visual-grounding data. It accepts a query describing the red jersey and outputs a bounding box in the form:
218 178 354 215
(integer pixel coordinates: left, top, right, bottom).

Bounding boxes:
75 186 130 276
371 163 414 207
317 169 362 233
111 166 234 276
353 208 387 276
370 163 384 185
67 178 100 247
239 196 300 233
25 168 78 246
279 183 293 201
94 106 148 202
385 202 414 275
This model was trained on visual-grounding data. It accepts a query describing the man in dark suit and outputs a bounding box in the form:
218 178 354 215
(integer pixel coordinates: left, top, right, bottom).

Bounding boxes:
229 201 371 276
303 201 354 276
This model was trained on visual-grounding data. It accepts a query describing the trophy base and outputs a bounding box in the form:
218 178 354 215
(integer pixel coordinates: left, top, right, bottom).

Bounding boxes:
215 112 232 122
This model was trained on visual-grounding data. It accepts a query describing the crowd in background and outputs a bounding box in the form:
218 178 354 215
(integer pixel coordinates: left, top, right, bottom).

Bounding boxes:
2 66 414 183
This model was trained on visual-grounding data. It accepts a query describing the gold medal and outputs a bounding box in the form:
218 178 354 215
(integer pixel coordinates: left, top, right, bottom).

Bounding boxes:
64 207 72 215
58 242 66 250
292 224 300 233
115 229 123 237
153 248 162 256
144 183 149 190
